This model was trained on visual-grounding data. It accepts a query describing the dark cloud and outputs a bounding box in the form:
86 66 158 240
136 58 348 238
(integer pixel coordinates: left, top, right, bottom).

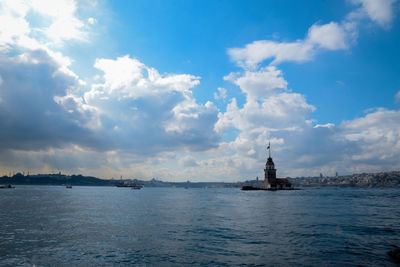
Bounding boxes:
0 49 100 151
0 50 221 173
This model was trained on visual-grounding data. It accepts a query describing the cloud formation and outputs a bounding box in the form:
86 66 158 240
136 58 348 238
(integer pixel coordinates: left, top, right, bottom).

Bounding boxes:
81 55 220 154
228 0 397 68
214 87 227 100
0 0 92 50
0 48 96 151
0 0 399 181
227 21 356 68
396 91 400 102
0 0 222 177
224 66 288 100
351 0 397 27
214 1 400 179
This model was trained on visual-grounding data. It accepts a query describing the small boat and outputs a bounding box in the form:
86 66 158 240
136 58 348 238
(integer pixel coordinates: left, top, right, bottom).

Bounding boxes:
241 186 260 191
131 185 143 190
0 184 15 189
66 185 72 189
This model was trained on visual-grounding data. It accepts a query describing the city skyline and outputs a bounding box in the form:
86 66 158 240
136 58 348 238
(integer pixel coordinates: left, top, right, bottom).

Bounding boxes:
0 0 399 181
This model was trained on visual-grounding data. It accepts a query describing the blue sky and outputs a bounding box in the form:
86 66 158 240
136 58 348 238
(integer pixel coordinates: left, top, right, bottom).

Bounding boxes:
0 0 399 181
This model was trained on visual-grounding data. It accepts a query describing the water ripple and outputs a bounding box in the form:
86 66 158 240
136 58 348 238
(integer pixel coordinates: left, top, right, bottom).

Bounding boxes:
0 186 399 266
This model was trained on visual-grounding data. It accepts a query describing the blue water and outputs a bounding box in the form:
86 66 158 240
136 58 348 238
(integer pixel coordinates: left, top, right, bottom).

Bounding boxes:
0 186 399 266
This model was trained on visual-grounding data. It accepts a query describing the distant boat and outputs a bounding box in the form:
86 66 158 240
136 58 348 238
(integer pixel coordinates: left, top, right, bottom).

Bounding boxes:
117 182 143 189
131 185 143 190
66 185 72 189
116 182 131 187
0 184 14 189
241 186 260 191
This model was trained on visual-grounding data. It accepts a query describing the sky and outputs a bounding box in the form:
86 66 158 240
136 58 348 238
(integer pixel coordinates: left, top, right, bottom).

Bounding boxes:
0 0 399 181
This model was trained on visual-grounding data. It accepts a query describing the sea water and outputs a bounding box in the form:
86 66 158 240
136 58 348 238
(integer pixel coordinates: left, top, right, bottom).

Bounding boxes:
0 186 399 266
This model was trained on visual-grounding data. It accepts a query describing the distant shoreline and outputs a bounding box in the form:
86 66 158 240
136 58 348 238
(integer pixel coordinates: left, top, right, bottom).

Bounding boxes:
1 170 399 188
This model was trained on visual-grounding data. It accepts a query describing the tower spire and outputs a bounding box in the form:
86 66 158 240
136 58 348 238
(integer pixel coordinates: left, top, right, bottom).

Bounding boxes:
267 141 271 158
269 141 271 158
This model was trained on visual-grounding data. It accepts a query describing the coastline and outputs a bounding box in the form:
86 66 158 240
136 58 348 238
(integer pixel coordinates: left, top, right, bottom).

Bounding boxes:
1 170 399 188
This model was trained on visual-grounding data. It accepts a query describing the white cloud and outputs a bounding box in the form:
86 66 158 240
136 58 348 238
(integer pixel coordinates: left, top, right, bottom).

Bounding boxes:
0 0 399 181
351 0 397 27
46 16 85 43
212 60 317 178
224 66 288 99
179 155 199 167
214 103 399 179
342 108 400 166
212 62 321 179
227 21 355 68
212 1 400 179
91 55 199 98
307 22 349 50
0 51 222 175
228 19 360 68
228 40 314 68
166 100 218 133
214 87 227 100
0 0 101 157
88 17 96 25
314 123 335 128
80 55 220 154
215 93 315 134
0 0 222 179
336 80 345 86
395 91 400 102
227 0 397 69
0 1 30 50
31 0 76 17
31 0 88 43
216 16 400 179
0 0 93 48
0 0 222 177
92 55 146 93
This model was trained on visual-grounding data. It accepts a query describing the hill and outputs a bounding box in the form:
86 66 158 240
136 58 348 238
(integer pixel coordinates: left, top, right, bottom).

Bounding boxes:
0 173 115 186
287 171 400 187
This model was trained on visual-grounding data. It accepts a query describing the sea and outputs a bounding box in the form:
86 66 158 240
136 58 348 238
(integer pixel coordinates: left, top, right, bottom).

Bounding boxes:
0 186 399 266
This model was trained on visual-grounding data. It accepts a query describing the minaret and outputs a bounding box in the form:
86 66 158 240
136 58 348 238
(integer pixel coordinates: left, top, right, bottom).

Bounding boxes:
264 142 276 184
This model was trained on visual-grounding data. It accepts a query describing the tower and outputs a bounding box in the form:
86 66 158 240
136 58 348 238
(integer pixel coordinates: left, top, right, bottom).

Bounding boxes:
262 142 277 188
264 156 277 184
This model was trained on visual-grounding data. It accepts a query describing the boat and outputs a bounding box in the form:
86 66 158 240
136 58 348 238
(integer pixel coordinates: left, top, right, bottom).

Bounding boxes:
116 182 131 187
0 184 15 189
66 185 72 188
241 186 260 191
117 181 143 189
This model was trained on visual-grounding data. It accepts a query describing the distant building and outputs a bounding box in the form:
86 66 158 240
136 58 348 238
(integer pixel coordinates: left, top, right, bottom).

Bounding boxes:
261 143 292 190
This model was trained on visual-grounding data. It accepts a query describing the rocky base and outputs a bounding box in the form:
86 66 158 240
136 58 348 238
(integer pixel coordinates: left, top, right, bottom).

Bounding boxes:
241 186 298 191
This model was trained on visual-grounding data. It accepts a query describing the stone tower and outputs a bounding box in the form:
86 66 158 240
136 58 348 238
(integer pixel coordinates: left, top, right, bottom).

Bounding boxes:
262 142 277 189
264 156 277 184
